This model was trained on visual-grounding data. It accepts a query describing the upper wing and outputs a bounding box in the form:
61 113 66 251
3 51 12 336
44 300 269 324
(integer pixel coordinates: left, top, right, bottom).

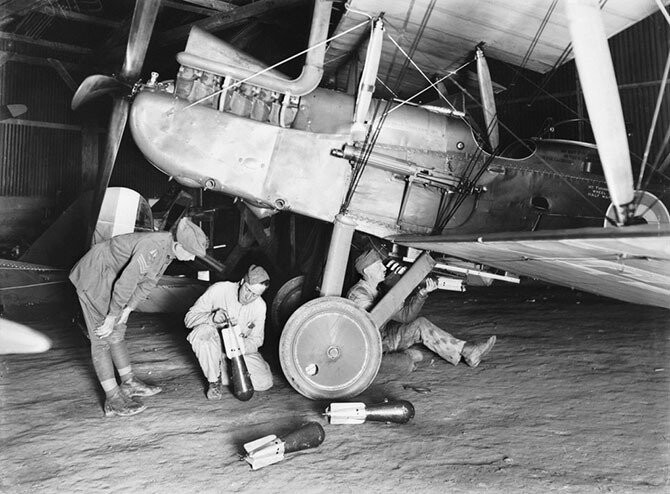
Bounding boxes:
324 0 659 98
393 225 670 309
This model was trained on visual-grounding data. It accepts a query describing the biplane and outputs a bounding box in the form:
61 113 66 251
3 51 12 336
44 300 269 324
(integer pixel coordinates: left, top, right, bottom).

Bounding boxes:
62 0 670 398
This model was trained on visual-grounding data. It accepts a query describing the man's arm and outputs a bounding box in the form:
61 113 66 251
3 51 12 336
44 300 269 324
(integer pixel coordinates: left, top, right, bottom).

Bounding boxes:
126 257 170 311
347 283 375 311
184 284 220 328
108 253 150 317
390 290 428 323
390 277 437 323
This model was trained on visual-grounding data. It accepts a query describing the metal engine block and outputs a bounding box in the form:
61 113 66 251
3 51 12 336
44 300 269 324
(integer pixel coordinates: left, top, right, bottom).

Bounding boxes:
175 65 299 128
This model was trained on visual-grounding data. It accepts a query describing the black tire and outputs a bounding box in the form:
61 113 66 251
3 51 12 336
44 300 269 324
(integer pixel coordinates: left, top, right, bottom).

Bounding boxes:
279 296 382 400
270 275 307 331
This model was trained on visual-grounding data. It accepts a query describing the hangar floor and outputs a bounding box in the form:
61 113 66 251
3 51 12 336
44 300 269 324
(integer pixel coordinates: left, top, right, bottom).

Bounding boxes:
1 284 668 493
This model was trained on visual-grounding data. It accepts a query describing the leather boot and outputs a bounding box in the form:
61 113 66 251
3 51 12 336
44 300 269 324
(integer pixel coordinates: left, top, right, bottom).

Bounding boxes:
206 378 224 400
461 336 496 367
403 348 424 363
104 388 146 417
120 376 162 397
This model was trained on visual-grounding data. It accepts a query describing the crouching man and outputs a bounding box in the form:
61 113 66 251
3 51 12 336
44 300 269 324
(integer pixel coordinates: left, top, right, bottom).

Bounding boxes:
185 265 273 399
70 217 208 417
347 250 496 368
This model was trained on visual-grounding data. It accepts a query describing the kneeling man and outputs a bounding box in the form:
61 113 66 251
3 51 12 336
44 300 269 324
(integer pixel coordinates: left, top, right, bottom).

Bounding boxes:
185 265 273 399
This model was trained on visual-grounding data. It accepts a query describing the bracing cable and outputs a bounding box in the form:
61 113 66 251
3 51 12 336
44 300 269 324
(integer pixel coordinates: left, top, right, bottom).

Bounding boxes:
636 49 670 190
449 76 607 221
341 0 437 213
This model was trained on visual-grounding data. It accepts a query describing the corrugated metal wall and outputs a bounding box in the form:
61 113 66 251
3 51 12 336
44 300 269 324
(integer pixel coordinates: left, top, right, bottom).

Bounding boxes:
0 50 170 205
0 60 81 197
0 123 81 197
496 10 669 177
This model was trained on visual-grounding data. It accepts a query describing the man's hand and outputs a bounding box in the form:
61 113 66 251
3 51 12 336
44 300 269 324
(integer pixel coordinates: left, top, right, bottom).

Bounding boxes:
211 309 228 326
419 277 438 296
95 315 116 338
212 309 237 328
118 307 132 325
386 260 407 275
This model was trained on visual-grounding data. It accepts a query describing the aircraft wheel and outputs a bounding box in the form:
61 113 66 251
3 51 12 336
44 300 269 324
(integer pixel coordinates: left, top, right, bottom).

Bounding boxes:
279 297 382 400
604 190 670 226
270 275 310 331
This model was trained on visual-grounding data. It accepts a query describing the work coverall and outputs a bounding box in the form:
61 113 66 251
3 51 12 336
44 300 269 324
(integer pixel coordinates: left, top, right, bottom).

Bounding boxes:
185 281 273 391
347 279 466 365
69 232 175 382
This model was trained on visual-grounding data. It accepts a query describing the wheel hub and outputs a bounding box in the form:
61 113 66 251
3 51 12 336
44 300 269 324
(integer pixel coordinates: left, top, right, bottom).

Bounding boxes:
326 345 341 360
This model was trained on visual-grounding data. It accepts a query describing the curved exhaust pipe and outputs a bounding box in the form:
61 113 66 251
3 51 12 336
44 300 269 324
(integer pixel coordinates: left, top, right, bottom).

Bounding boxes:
176 0 333 96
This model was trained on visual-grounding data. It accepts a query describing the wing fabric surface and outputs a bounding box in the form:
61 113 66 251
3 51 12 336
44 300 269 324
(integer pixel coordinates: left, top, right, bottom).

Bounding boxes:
394 225 670 309
324 0 661 98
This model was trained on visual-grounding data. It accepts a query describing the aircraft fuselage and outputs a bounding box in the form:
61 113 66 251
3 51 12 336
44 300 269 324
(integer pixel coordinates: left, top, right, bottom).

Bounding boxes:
129 85 625 239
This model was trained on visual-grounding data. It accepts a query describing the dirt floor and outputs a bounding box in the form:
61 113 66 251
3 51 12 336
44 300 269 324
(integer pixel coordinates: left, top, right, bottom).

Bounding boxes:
1 283 669 493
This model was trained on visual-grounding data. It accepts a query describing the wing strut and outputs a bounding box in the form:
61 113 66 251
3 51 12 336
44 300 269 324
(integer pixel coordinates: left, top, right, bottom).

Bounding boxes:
565 0 634 225
351 16 384 142
476 47 499 150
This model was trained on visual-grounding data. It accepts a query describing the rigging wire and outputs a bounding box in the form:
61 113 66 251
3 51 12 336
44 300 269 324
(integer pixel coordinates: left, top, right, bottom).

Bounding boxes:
520 0 559 70
503 56 580 116
525 46 573 108
495 56 664 185
375 77 397 98
527 0 610 107
341 0 438 213
495 0 560 113
384 33 471 131
429 1 565 231
649 125 670 177
655 0 670 25
450 77 607 219
383 60 474 116
636 48 670 190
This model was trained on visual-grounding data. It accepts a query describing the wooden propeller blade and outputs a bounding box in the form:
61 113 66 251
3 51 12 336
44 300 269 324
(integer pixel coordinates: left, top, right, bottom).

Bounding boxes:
120 0 161 81
71 74 129 111
88 97 130 245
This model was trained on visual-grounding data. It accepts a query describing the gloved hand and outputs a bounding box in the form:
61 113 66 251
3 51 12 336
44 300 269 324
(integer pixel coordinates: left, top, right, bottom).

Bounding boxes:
95 315 116 338
117 307 132 325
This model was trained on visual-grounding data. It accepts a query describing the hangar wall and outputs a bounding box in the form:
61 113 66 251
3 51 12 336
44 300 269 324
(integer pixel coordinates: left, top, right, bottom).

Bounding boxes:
497 9 669 179
0 37 170 253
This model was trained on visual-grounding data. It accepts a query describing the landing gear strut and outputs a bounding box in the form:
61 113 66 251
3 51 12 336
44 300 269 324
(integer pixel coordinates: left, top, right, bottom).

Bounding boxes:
278 214 382 399
277 216 435 399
